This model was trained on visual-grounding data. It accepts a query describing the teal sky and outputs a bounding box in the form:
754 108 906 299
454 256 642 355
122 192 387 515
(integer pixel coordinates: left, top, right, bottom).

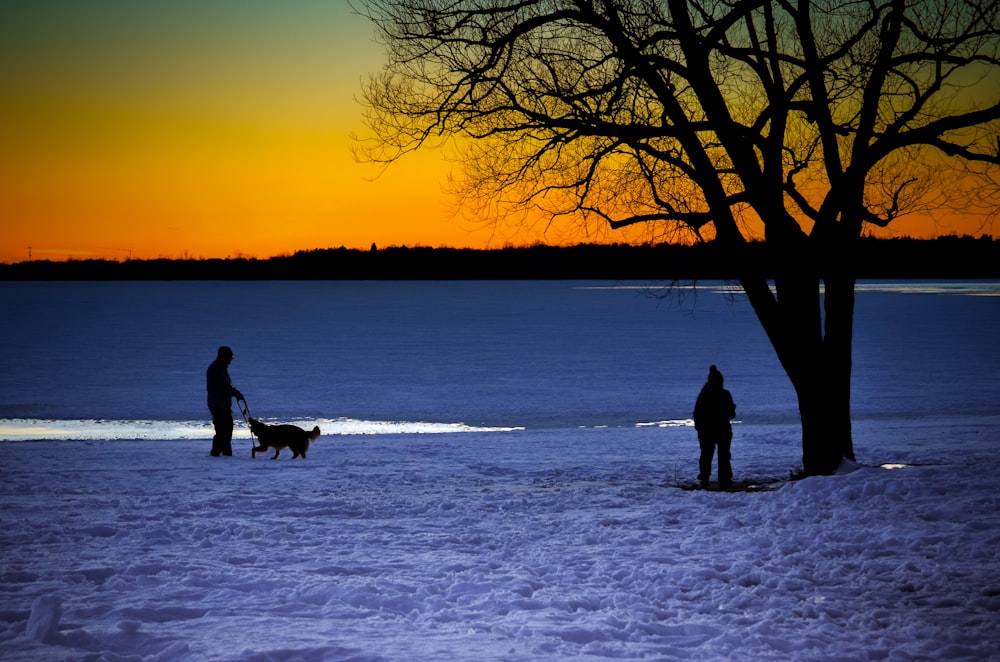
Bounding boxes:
1 1 381 124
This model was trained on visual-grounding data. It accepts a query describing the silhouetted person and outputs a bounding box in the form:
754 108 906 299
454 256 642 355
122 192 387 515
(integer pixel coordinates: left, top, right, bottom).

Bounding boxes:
206 346 242 457
693 365 736 488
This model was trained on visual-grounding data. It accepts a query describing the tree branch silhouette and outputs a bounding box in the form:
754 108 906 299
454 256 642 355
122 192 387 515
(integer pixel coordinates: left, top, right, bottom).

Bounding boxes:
355 0 1000 474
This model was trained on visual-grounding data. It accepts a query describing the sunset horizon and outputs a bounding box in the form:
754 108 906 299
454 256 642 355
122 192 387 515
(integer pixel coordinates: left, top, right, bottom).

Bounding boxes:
2 2 995 265
1 2 508 265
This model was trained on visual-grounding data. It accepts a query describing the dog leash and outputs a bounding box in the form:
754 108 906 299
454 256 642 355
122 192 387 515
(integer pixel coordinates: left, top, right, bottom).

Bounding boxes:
236 396 257 452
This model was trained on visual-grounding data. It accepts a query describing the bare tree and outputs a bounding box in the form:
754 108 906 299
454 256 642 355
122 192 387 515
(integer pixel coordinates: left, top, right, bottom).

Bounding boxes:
355 0 1000 475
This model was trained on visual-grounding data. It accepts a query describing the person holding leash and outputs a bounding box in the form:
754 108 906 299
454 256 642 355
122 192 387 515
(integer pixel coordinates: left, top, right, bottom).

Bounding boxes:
206 346 243 457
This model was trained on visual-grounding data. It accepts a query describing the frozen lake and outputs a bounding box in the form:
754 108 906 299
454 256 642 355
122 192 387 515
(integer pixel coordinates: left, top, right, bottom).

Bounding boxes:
2 280 998 451
1 280 998 660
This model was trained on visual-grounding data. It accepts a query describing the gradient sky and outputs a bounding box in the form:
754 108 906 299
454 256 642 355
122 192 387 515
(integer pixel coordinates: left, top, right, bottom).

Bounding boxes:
0 1 992 263
1 0 501 263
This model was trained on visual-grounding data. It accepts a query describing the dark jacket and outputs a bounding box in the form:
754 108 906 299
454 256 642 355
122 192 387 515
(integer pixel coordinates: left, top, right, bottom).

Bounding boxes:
693 384 736 435
206 359 236 411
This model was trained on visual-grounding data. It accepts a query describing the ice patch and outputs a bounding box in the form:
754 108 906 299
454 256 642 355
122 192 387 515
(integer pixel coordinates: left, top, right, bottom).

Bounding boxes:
0 417 522 441
635 419 694 428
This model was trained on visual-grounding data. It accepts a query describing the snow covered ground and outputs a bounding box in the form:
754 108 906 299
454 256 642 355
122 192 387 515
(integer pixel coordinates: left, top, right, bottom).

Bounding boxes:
1 280 998 660
1 421 998 661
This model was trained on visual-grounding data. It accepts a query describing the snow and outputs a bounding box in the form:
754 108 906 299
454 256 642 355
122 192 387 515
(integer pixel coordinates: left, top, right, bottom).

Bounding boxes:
1 280 998 660
1 425 998 661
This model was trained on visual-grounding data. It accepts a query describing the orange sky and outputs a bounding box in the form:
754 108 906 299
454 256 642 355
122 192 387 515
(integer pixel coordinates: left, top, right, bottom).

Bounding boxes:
0 2 992 264
0 2 506 263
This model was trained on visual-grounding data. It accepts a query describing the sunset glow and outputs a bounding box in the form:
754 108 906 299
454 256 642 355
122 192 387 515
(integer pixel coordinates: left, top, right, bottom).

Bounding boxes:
0 2 993 264
0 1 502 263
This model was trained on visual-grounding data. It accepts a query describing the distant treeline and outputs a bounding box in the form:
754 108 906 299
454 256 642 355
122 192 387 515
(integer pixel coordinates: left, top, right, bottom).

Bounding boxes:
2 235 998 281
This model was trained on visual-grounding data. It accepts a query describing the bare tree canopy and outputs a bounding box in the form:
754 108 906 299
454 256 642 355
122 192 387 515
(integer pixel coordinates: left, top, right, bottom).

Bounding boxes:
356 0 1000 475
357 0 1000 242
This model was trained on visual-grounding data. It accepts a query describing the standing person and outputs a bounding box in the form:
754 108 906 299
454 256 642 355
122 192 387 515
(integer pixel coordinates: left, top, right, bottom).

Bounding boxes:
693 364 736 488
206 346 243 457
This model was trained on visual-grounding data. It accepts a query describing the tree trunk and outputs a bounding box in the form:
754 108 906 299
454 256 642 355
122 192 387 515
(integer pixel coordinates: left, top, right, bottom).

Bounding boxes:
818 272 857 466
739 247 856 476
797 361 854 476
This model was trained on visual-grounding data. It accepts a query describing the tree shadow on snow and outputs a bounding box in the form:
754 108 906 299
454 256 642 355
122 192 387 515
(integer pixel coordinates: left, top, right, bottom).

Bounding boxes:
672 477 786 493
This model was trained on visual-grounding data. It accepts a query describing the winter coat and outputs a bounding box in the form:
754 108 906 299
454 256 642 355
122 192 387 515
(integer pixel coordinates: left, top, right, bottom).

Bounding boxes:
693 384 736 436
206 359 235 411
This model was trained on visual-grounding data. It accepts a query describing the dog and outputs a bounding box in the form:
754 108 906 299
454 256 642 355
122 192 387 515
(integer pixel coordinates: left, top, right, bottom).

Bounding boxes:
249 418 321 459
